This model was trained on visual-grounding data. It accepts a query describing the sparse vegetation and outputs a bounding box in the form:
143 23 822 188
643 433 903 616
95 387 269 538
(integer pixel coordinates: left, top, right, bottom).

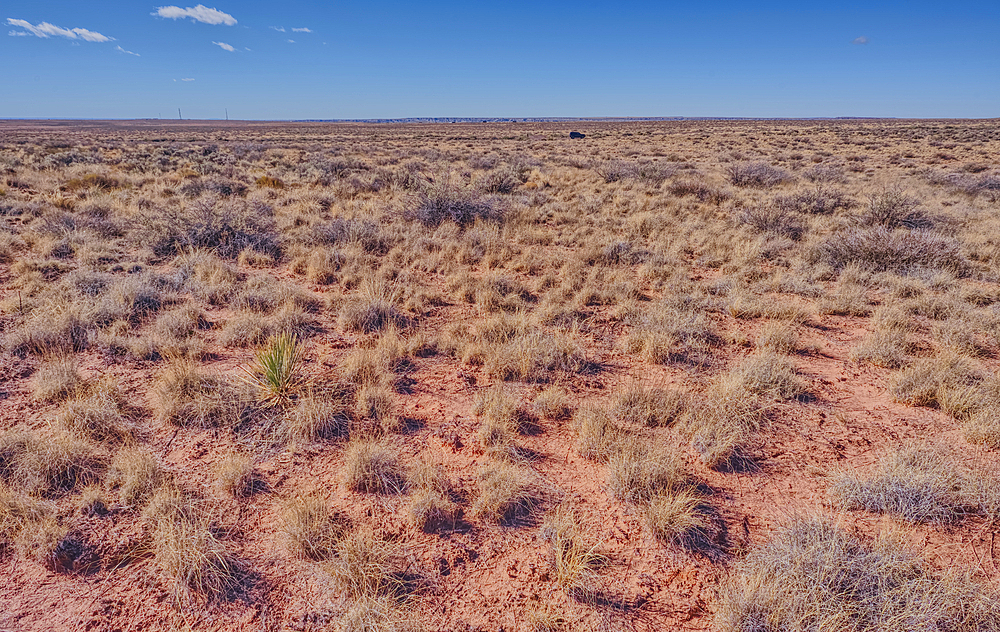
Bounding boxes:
2 119 999 630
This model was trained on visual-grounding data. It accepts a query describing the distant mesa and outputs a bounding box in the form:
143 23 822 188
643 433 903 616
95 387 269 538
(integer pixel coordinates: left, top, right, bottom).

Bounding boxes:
569 131 585 139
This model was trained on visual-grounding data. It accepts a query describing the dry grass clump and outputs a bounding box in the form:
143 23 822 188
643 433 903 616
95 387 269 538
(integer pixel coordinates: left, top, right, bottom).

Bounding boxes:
143 486 243 602
214 452 261 498
832 448 984 524
484 330 591 383
756 320 800 354
625 300 721 366
343 441 408 495
612 383 688 428
723 352 807 401
533 386 572 420
107 447 164 507
889 353 980 412
330 529 424 602
281 494 350 560
408 461 460 533
284 387 353 443
717 517 1000 632
31 355 81 402
0 429 106 497
339 280 410 333
56 384 137 444
540 505 607 599
573 405 626 463
153 359 247 428
850 308 913 368
353 384 398 437
471 460 547 524
774 186 853 214
474 385 532 451
683 380 769 470
0 483 55 555
606 441 687 504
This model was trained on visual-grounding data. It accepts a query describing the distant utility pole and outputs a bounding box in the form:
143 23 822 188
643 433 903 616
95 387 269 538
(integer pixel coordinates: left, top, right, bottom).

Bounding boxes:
178 108 182 120
226 108 229 121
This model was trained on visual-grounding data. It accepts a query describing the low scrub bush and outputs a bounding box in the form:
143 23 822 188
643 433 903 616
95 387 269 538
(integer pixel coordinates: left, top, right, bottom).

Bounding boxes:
410 181 506 228
612 384 688 427
717 517 1000 632
814 226 969 275
343 441 408 495
726 162 791 188
832 448 984 524
147 196 280 260
471 460 546 524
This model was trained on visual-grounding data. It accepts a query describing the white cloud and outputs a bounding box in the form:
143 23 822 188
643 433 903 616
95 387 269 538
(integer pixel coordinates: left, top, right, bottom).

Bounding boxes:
291 27 311 33
6 18 113 42
155 5 236 26
8 30 29 36
270 26 285 32
852 36 869 45
212 40 235 51
287 39 295 43
116 44 139 56
181 77 195 81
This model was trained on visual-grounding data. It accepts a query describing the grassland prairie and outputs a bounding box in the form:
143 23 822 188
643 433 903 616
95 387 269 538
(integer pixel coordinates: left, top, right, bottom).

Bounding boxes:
1 118 999 631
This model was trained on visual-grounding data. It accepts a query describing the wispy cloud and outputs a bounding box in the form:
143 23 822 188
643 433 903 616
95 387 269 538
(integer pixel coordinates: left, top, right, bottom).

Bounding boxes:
270 26 285 32
116 44 139 56
287 39 295 43
852 36 869 45
6 18 113 42
155 5 236 26
212 40 235 52
182 77 195 81
291 27 312 33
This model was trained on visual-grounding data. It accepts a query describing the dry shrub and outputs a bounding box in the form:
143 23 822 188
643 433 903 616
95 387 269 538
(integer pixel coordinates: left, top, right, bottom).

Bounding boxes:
860 188 934 229
814 226 969 275
667 179 730 203
474 385 530 451
645 488 708 546
143 486 243 602
343 441 408 495
0 483 55 554
613 383 688 428
737 205 804 240
471 460 546 524
726 162 791 188
717 517 1000 632
147 196 280 260
281 494 349 560
410 181 506 227
775 186 853 214
832 448 983 524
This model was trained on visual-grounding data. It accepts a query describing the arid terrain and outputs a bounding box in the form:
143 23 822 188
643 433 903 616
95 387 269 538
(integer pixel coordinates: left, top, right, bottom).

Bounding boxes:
1 118 999 631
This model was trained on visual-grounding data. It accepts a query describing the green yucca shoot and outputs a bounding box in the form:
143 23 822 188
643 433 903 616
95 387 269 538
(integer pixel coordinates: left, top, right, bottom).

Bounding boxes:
242 332 304 406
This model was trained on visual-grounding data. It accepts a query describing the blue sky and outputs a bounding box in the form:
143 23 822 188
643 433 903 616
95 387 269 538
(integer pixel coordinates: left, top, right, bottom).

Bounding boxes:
2 1 998 119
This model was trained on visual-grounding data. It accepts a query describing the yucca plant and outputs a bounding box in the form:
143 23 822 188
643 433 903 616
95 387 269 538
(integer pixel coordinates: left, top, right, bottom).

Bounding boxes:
242 332 305 406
